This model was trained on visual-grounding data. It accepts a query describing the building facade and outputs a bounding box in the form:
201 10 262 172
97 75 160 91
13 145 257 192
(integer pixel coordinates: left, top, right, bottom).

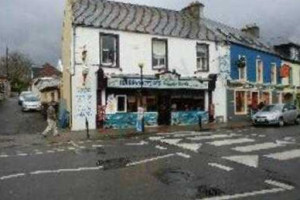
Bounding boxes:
61 0 231 130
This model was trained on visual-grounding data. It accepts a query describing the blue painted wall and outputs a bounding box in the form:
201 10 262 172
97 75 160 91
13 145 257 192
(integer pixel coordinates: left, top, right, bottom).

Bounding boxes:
171 111 208 126
230 44 282 84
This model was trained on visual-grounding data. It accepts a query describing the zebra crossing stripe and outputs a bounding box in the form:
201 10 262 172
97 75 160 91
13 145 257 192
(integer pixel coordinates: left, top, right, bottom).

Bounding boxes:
232 142 283 153
188 134 238 141
264 149 300 161
208 163 233 171
208 138 255 146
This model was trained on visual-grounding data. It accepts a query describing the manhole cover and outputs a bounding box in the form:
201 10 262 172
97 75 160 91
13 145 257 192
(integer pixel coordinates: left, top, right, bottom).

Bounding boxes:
196 185 225 198
96 158 130 170
155 168 195 185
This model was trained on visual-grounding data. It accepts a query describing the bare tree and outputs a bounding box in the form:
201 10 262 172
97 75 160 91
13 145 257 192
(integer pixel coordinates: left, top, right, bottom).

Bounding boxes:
0 51 33 93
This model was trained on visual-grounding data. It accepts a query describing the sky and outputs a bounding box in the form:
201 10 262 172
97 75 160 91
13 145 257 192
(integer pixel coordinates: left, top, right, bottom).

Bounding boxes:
0 0 299 67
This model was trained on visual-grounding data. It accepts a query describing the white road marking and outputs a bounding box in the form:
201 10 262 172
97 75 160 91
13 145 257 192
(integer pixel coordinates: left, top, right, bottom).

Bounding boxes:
208 163 233 171
46 150 55 154
155 145 167 150
265 149 300 160
232 143 283 153
125 140 148 146
56 149 65 152
17 153 28 157
67 147 76 151
35 152 43 155
176 152 191 159
188 134 238 141
0 173 26 180
208 138 255 146
92 144 103 148
149 136 165 141
176 143 202 152
223 155 259 168
127 153 176 167
197 179 293 200
0 154 9 158
30 166 104 175
171 132 212 138
70 141 80 148
275 140 295 145
160 139 182 145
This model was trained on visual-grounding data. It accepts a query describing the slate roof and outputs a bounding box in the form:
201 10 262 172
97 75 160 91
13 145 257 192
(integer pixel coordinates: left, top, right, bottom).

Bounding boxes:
72 0 274 54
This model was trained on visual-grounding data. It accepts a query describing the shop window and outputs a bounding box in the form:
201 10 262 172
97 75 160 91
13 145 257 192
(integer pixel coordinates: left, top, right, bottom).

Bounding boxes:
271 63 277 84
146 96 157 112
152 39 167 70
238 55 247 81
261 92 271 105
127 96 137 112
235 91 247 114
116 95 127 112
196 43 209 71
256 59 263 83
100 33 118 67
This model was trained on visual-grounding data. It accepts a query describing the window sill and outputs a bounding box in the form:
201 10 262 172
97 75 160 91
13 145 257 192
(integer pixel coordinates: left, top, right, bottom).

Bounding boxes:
194 69 209 74
234 112 248 116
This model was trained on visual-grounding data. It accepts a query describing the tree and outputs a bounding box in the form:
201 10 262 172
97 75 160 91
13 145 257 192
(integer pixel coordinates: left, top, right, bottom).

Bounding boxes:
0 51 33 93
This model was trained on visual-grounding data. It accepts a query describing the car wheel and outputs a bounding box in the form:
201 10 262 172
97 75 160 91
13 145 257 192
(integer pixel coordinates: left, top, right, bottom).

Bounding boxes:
278 118 284 127
295 116 300 125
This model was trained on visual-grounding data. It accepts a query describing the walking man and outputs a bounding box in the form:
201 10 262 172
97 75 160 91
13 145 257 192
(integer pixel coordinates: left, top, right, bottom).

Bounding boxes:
42 102 59 137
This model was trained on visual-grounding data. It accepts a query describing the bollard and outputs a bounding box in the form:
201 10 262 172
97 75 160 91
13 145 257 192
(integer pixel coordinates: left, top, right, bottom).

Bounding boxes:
85 117 90 139
198 114 202 131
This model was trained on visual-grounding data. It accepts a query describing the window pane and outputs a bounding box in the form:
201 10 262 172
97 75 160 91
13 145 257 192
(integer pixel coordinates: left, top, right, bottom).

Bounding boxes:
153 40 167 69
236 91 246 113
117 96 125 112
196 44 208 71
101 35 117 66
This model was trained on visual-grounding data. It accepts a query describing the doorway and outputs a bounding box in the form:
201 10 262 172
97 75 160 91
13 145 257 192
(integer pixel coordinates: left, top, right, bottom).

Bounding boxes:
158 93 171 125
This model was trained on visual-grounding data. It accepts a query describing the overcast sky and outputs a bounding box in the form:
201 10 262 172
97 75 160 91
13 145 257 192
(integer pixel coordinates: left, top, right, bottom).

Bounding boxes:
0 0 299 67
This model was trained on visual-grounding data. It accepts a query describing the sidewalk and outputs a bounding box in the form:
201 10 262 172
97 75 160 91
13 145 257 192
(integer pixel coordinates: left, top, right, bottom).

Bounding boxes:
0 121 252 148
55 120 252 143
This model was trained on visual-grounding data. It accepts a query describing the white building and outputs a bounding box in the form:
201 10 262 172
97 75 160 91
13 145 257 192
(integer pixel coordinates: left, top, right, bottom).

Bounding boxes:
61 0 230 130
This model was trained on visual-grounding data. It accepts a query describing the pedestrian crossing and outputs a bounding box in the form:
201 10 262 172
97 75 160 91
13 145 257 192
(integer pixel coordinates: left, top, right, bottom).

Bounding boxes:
149 130 300 170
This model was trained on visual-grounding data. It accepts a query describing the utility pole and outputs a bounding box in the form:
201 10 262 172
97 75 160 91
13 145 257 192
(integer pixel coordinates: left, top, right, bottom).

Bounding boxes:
5 47 9 79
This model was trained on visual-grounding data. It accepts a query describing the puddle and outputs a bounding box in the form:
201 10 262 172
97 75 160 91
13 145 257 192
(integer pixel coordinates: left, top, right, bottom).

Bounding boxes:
195 185 225 198
96 157 130 170
154 168 195 185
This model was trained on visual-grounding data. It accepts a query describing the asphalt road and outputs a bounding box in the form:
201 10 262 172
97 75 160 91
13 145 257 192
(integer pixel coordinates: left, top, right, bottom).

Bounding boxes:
0 96 46 135
0 124 300 200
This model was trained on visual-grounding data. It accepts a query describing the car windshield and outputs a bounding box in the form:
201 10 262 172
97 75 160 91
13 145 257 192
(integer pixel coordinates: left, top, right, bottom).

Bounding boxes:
21 92 32 97
24 95 39 102
261 105 282 112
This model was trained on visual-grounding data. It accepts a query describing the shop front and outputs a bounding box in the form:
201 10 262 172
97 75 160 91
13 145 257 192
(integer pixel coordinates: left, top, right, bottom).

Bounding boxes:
98 73 214 129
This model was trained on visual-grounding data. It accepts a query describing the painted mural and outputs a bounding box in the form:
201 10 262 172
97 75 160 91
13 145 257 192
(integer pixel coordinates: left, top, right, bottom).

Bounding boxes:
74 88 93 119
171 111 209 126
218 52 231 84
104 112 158 129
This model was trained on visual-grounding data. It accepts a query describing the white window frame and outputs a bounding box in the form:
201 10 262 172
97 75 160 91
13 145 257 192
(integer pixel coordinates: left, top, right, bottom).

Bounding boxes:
196 43 209 72
256 59 263 83
152 38 168 70
100 33 118 68
116 95 127 113
271 63 277 85
234 90 248 115
238 55 247 81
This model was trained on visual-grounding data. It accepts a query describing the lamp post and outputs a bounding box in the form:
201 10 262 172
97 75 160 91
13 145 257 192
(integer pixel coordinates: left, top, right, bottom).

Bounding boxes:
138 63 145 133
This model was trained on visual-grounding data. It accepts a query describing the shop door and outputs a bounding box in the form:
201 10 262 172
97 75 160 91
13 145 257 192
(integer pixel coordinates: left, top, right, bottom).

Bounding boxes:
158 94 171 125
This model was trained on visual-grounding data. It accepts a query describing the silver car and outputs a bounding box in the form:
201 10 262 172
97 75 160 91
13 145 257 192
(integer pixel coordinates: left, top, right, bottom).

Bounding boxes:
252 104 300 127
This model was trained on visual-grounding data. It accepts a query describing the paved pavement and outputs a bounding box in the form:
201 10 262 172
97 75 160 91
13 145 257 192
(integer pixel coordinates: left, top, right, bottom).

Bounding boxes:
0 125 300 200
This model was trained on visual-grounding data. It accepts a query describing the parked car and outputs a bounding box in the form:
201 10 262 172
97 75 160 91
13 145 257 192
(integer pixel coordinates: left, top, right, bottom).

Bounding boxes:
18 91 34 105
21 95 41 112
252 104 300 127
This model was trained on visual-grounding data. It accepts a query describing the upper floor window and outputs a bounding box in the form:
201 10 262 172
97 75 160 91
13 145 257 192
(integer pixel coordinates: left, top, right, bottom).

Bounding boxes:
196 44 209 71
100 33 118 67
238 55 247 81
256 59 263 83
271 63 277 84
152 39 167 70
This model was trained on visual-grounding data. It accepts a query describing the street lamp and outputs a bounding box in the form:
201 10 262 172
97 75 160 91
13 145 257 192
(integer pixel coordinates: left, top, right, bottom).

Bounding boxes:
138 63 145 133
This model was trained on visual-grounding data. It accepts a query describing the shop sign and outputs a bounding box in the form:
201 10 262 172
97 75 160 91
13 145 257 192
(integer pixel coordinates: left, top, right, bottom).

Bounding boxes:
107 77 209 90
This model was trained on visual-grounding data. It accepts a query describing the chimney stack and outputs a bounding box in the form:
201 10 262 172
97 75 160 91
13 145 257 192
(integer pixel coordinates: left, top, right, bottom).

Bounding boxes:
241 24 260 38
182 1 205 19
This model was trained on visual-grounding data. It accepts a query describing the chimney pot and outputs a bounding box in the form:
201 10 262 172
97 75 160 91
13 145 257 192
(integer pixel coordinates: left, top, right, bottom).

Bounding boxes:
182 1 205 19
241 24 260 38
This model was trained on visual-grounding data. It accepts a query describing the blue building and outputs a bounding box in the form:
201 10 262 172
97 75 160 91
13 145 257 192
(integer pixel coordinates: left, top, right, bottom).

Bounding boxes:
228 43 282 121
